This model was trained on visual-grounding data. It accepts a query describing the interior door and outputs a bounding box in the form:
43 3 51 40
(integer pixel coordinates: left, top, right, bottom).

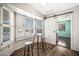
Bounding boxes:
0 26 1 47
45 17 56 45
0 6 1 47
0 7 11 49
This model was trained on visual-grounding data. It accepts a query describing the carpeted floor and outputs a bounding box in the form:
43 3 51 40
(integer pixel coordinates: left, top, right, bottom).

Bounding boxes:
10 42 79 56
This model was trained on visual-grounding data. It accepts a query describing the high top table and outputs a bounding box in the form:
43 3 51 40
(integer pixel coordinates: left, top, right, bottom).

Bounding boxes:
24 34 46 56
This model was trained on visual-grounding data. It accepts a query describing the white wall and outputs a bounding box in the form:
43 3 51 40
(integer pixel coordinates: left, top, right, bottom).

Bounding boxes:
71 8 79 51
44 5 79 51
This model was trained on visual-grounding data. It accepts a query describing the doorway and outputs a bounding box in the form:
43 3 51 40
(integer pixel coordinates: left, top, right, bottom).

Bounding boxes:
56 18 71 49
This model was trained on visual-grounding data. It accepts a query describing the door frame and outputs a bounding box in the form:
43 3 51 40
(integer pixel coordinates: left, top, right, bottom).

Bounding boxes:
55 13 72 49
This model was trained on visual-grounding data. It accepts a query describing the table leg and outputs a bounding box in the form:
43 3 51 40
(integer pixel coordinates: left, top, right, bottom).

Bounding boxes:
42 40 44 52
27 45 30 56
31 44 33 56
37 36 39 56
24 45 26 56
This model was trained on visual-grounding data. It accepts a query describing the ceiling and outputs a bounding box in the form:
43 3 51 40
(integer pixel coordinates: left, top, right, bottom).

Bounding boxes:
28 3 79 16
11 3 79 16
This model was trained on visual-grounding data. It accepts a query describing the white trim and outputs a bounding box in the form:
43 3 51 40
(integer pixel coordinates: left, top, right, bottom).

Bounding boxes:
70 12 73 50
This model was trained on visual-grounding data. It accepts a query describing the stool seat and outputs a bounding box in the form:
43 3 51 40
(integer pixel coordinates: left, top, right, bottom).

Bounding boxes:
25 41 32 45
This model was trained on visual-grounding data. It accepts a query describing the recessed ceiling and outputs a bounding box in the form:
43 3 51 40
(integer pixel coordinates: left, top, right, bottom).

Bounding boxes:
28 3 79 16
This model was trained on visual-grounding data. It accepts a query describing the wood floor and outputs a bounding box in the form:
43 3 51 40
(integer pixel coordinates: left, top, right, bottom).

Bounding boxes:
56 37 70 48
10 42 79 56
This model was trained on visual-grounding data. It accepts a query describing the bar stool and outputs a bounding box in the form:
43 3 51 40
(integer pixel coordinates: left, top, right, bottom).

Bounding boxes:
24 41 33 56
33 34 46 56
41 36 46 52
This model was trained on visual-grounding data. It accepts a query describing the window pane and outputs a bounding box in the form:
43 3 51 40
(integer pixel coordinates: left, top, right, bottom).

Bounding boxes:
36 20 42 33
37 20 42 28
3 9 10 24
25 17 33 33
3 27 10 42
26 17 31 28
26 17 33 28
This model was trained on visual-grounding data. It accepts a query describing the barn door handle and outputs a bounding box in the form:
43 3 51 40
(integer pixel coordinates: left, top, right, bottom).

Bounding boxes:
53 30 55 32
1 43 2 46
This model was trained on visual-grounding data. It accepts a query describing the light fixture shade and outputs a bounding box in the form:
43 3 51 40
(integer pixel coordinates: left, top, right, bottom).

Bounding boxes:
39 3 47 6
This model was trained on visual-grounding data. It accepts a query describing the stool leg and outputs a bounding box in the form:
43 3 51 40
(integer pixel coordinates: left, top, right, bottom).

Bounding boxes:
37 36 39 56
27 45 30 56
24 45 26 56
31 44 33 56
44 42 47 49
42 40 44 52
